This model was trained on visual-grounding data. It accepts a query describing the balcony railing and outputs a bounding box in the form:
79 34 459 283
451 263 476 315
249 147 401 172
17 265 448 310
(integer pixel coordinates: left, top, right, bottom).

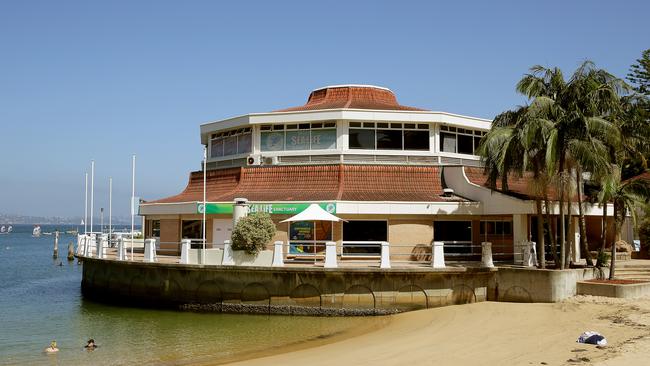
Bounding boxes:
77 234 540 269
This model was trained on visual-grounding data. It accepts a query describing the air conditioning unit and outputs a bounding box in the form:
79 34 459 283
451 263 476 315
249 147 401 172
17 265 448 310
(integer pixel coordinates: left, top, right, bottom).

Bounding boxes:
246 155 261 166
262 156 279 165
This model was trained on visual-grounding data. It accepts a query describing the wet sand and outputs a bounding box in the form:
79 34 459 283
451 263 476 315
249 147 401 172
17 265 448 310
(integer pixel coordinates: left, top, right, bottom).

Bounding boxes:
226 296 650 366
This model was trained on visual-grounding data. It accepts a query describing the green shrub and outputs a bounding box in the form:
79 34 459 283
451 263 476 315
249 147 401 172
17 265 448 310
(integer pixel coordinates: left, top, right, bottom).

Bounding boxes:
230 212 276 254
596 250 610 267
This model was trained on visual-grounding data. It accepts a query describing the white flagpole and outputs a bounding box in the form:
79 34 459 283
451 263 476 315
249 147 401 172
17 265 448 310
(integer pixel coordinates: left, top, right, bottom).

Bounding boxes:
130 155 136 261
202 146 207 264
90 160 95 234
109 177 112 245
84 172 88 234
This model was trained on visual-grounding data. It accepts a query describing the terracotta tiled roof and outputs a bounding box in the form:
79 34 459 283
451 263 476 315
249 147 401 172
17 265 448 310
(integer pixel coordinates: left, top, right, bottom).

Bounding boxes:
152 168 241 203
464 166 563 201
233 165 341 201
340 165 446 201
149 165 463 204
274 85 428 112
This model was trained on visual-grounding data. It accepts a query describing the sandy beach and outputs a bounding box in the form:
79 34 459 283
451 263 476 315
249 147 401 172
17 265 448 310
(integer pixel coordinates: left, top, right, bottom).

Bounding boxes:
227 296 650 366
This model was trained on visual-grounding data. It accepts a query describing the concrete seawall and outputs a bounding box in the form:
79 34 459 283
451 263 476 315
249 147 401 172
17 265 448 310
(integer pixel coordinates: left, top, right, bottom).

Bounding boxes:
81 258 495 315
80 258 605 315
492 267 607 303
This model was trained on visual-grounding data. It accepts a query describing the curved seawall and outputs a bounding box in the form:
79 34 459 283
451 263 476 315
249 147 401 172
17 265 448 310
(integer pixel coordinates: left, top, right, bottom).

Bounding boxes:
80 258 495 315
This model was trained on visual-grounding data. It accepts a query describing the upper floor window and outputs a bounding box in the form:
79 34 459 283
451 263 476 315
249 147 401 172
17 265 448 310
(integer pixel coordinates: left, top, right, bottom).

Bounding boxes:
439 125 486 155
349 122 429 151
210 128 252 158
260 122 336 152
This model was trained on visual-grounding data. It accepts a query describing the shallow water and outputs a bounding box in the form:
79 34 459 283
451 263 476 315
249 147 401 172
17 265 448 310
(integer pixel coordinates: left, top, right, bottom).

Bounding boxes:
0 225 375 365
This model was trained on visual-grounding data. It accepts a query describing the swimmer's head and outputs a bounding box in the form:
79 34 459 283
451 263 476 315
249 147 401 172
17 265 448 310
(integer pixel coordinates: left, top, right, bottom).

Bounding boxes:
50 341 57 348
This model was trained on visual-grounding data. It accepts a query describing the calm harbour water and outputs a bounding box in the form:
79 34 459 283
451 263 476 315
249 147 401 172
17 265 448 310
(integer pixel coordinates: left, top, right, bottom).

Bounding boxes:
0 225 376 366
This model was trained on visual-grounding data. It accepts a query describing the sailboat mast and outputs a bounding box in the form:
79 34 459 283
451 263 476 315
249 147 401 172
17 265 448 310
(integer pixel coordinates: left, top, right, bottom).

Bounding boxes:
84 172 88 234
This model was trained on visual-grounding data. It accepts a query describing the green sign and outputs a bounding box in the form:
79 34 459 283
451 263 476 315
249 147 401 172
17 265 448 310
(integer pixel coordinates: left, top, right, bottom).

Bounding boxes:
197 202 336 215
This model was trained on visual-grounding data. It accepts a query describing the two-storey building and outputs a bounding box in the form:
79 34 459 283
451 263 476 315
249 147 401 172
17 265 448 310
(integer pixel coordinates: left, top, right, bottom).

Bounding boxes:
140 84 623 263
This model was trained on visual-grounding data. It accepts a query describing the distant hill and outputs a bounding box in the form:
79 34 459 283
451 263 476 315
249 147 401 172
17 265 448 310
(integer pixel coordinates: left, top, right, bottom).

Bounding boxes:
0 213 136 225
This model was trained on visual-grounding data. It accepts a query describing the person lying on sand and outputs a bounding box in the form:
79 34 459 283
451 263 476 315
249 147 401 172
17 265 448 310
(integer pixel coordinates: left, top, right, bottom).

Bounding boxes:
44 341 59 353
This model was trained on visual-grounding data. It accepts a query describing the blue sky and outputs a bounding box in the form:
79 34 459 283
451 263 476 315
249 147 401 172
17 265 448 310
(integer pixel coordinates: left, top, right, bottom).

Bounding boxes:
0 0 648 217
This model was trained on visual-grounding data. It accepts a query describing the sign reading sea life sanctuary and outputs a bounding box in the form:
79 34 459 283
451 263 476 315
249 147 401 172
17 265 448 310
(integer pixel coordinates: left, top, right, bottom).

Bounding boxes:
197 202 336 215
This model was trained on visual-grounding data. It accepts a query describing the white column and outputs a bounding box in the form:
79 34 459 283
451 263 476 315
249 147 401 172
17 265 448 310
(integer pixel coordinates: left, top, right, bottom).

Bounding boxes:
573 232 581 263
232 198 249 228
179 238 191 264
380 241 391 269
337 120 348 150
87 234 96 257
117 237 126 261
512 214 528 265
144 239 156 262
481 242 494 268
222 239 235 265
431 123 439 153
97 234 107 259
432 241 446 268
82 235 89 257
522 241 536 267
76 234 85 255
272 241 284 267
324 241 338 268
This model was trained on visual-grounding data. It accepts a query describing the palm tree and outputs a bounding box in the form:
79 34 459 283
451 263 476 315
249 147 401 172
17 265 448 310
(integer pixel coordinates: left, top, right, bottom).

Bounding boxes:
517 66 571 269
517 62 624 269
601 166 650 279
597 92 650 273
478 107 548 268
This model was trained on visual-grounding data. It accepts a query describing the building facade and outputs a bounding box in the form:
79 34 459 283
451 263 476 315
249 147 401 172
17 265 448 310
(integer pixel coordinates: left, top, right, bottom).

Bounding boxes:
140 85 622 263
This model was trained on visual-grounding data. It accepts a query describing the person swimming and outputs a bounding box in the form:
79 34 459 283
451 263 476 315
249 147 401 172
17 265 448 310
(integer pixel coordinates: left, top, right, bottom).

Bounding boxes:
84 339 97 350
44 340 59 353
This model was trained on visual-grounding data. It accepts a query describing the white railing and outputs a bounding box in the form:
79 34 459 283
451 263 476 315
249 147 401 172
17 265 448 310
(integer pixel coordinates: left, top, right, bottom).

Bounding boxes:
75 236 515 269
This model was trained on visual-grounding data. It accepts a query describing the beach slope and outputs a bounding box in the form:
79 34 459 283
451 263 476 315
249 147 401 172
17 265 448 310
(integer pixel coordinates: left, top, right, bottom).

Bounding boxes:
228 296 650 366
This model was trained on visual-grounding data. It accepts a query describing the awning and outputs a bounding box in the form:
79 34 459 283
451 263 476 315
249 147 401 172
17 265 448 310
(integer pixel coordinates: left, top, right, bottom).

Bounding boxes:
280 203 345 223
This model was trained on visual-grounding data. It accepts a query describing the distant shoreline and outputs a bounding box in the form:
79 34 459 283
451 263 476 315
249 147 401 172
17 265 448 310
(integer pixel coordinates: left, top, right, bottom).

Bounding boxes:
0 222 140 226
0 214 142 226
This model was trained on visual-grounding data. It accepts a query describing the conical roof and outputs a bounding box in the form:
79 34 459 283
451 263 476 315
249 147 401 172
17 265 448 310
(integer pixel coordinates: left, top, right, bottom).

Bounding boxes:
275 84 427 112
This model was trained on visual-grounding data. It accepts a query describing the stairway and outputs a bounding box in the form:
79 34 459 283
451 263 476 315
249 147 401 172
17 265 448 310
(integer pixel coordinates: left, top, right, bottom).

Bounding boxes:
614 261 650 281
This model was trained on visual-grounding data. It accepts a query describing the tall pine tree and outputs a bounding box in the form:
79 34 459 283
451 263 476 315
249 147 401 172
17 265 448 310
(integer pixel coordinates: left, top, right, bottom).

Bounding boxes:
628 49 650 96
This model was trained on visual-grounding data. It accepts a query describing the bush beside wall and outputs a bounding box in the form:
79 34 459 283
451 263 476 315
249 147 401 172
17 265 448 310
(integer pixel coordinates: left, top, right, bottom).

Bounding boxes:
231 212 276 254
